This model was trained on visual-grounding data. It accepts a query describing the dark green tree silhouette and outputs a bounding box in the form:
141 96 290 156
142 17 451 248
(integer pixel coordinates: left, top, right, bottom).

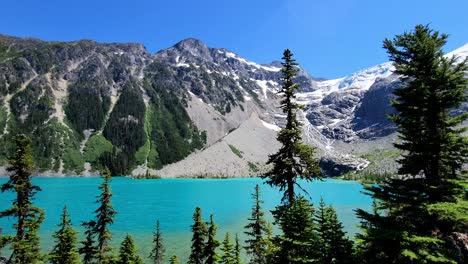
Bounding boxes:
204 214 220 264
262 49 321 203
0 134 44 264
314 198 354 264
188 207 207 264
356 24 468 264
234 233 242 264
49 205 81 264
79 221 98 264
117 234 143 264
272 196 320 264
244 184 269 264
149 220 164 264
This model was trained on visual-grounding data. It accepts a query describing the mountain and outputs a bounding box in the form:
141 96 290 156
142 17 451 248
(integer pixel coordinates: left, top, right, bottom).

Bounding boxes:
0 35 466 177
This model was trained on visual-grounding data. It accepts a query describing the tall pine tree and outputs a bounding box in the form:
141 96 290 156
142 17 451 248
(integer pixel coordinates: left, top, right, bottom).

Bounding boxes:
234 233 242 264
49 205 81 264
262 49 321 203
149 220 165 264
188 207 207 264
244 184 269 264
0 134 44 264
204 214 220 264
79 221 97 264
356 24 468 264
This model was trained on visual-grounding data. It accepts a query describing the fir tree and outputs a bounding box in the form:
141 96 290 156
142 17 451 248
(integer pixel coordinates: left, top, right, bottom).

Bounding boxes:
188 207 207 264
0 134 44 264
234 233 242 264
272 196 320 264
204 214 220 264
117 234 143 264
49 205 81 264
243 184 268 264
149 220 164 264
314 198 353 264
94 167 117 263
356 24 468 264
262 49 321 203
220 232 234 264
79 221 97 264
169 255 179 264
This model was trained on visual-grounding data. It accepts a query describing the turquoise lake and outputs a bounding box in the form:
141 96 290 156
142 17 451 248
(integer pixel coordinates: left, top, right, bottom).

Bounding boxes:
0 177 372 263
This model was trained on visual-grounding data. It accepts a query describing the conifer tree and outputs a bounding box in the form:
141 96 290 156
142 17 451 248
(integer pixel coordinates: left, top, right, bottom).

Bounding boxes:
117 234 143 264
169 255 179 264
94 167 117 263
220 232 234 264
272 196 320 264
79 221 97 264
188 207 207 264
149 220 164 264
262 49 321 203
314 198 354 264
49 205 81 264
0 134 44 264
204 214 220 264
356 24 468 264
234 234 242 264
244 184 268 264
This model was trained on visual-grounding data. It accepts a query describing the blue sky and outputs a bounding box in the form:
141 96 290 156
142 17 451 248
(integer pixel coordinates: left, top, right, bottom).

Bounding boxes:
1 0 466 78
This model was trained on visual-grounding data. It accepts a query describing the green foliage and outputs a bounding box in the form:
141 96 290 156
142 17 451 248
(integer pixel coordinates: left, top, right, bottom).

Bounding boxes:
79 221 98 264
117 234 143 264
314 198 354 264
244 184 269 264
143 80 205 169
228 144 243 158
220 232 234 264
262 49 321 203
0 134 45 263
49 206 81 264
188 206 207 264
169 255 180 264
65 81 111 136
101 84 146 175
204 214 220 264
270 196 320 264
83 134 114 163
234 234 242 264
356 25 468 264
149 220 165 264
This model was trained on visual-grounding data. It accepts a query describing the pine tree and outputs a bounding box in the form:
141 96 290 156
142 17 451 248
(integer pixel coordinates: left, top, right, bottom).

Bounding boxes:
314 198 354 264
262 49 321 203
0 134 44 264
243 184 268 264
49 205 81 264
117 234 143 264
169 255 179 264
220 232 234 264
234 233 242 264
79 221 97 264
356 24 468 264
149 220 165 264
94 167 117 263
204 214 220 264
188 207 207 264
272 196 320 264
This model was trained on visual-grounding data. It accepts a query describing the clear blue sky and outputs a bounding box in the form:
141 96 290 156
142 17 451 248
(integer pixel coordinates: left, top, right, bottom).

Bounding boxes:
1 0 467 78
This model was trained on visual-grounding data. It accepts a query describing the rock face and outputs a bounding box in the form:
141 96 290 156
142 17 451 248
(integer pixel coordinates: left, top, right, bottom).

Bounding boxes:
0 34 466 177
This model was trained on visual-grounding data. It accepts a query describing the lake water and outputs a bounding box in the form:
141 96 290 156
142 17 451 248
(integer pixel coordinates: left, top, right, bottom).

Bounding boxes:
0 177 372 263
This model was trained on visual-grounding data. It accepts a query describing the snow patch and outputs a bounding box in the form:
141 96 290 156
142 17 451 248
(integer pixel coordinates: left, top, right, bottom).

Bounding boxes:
261 120 281 131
